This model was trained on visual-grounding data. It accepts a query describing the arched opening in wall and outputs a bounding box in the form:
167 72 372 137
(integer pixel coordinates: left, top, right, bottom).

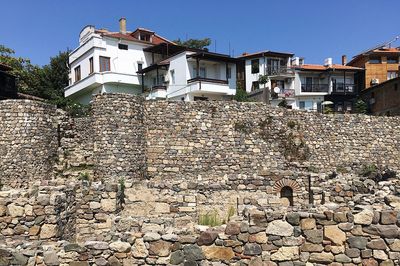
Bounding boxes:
280 186 294 206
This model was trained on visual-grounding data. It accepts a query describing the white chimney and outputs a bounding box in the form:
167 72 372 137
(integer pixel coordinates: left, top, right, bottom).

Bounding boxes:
119 17 127 34
291 57 304 66
324 58 333 67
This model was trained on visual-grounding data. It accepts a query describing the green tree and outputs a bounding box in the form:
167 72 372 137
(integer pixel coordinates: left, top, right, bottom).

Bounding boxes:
40 51 70 106
0 44 43 96
0 44 70 106
354 99 368 114
173 38 211 50
233 83 250 102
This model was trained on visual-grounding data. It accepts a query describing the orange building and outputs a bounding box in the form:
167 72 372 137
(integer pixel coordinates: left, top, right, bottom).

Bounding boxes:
347 46 400 90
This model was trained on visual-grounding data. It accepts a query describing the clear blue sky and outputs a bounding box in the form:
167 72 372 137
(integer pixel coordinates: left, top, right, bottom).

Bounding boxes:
1 0 399 66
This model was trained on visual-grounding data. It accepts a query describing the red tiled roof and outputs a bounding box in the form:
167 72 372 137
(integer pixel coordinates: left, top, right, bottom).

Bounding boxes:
99 28 174 45
295 64 363 71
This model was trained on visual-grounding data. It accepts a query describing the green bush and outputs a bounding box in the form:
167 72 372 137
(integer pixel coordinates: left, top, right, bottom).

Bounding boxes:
199 210 222 227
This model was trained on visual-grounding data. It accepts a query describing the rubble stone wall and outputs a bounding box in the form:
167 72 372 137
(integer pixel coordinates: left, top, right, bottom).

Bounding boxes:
0 100 58 188
1 179 400 265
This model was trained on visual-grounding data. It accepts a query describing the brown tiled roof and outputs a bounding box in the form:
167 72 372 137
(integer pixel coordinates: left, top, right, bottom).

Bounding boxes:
238 50 294 59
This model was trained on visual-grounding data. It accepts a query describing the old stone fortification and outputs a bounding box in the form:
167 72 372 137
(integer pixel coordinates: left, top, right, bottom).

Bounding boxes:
0 94 400 265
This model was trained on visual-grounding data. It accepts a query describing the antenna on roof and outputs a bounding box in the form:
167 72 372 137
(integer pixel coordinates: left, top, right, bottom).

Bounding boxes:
229 41 231 56
358 35 400 55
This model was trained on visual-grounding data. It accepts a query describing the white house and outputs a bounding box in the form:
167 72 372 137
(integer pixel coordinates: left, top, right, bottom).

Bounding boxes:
238 50 295 106
291 57 362 112
139 44 238 101
64 18 173 104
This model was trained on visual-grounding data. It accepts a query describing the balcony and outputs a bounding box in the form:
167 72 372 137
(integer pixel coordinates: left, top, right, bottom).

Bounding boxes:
301 84 329 93
331 84 356 94
187 77 228 85
266 66 295 77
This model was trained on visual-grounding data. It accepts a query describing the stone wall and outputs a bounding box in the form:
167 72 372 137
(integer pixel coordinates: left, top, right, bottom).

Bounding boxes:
144 100 400 180
1 94 400 265
0 100 58 188
91 94 146 179
1 179 400 265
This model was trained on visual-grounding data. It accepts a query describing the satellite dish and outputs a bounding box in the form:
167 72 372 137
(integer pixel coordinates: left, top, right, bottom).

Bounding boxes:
273 87 281 94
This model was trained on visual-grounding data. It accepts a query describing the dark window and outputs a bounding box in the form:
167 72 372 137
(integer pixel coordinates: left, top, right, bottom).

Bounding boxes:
74 66 81 82
89 57 94 74
369 57 381 64
138 63 143 71
139 33 150 42
251 59 259 74
194 96 208 101
251 81 259 91
387 57 399 64
118 43 128 50
280 186 294 206
99 56 110 72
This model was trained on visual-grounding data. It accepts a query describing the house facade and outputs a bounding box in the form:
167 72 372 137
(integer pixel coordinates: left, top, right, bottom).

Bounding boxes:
361 77 400 116
139 44 237 101
238 51 295 106
292 58 363 112
64 18 173 104
347 46 400 90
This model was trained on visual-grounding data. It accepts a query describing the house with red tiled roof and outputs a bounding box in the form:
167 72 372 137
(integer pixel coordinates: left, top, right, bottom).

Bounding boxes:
239 51 363 112
291 57 363 112
64 18 175 104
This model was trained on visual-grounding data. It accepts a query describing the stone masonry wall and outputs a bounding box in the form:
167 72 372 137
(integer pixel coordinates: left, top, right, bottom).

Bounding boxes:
1 94 400 265
144 100 400 180
91 94 146 179
0 100 58 188
1 180 400 265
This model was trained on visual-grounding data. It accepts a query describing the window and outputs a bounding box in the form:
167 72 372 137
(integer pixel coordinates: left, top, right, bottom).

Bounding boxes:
200 67 206 78
387 57 399 64
299 101 313 110
89 57 94 74
139 33 150 42
118 43 128 50
193 67 206 78
194 96 208 101
369 57 381 64
251 81 259 91
387 71 398 80
170 70 175 84
251 59 259 74
227 67 232 79
99 56 110 72
137 63 143 72
74 66 81 83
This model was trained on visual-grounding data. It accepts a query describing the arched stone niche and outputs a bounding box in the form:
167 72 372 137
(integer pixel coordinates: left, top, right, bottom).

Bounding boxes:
273 178 301 207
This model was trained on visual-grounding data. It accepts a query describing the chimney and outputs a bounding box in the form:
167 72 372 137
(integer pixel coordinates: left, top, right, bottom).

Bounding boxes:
324 58 333 67
342 55 347 65
119 17 127 34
